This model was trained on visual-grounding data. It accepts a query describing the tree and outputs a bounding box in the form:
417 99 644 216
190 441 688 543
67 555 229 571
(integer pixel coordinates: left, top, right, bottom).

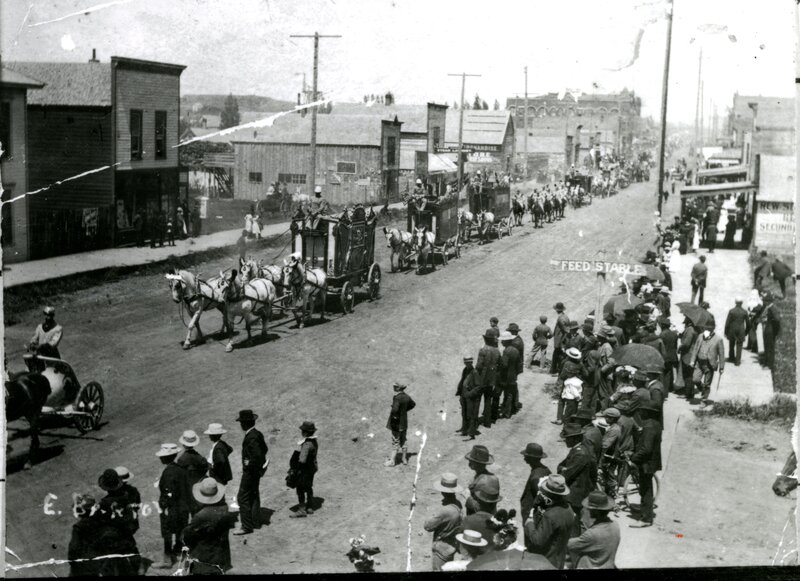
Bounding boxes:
493 99 500 110
220 93 240 129
473 94 482 110
452 100 459 110
481 99 489 110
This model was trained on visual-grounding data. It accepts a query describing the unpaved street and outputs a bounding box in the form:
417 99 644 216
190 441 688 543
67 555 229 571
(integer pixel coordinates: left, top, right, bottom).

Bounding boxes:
5 182 792 575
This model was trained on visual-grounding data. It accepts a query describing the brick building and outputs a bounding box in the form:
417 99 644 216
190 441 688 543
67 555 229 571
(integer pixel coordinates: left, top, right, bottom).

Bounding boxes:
6 54 185 258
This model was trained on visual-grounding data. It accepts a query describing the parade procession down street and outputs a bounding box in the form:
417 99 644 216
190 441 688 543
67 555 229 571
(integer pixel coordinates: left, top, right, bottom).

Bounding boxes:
1 0 798 577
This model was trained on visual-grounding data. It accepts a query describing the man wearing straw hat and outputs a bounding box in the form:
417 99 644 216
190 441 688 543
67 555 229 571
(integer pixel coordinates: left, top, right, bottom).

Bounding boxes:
524 474 575 569
566 491 620 569
180 478 236 574
204 423 233 485
114 466 141 535
462 477 502 550
423 473 464 570
234 409 269 535
177 430 209 516
154 443 192 569
441 530 489 571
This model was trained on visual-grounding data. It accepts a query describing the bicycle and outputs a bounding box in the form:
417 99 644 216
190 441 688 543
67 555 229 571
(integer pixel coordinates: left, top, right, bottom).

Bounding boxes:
598 454 660 512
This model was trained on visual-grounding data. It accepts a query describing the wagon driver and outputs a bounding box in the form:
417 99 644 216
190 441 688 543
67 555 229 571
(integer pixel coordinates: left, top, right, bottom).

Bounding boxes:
308 186 331 229
28 306 63 359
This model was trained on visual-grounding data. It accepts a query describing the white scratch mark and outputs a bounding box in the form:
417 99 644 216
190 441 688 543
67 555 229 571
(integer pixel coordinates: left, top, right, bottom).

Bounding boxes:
5 553 139 572
406 431 427 572
5 547 22 561
60 33 76 51
440 410 446 422
2 163 121 207
367 433 374 438
28 0 134 27
13 4 34 46
414 430 422 437
174 99 333 148
578 230 584 237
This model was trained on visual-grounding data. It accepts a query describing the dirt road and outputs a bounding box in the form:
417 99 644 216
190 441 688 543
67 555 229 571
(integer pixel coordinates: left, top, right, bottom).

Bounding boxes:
5 182 792 575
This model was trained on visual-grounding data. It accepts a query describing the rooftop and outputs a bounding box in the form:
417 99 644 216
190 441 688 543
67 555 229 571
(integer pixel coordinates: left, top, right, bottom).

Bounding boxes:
329 103 444 133
0 67 45 89
230 113 400 147
444 110 513 146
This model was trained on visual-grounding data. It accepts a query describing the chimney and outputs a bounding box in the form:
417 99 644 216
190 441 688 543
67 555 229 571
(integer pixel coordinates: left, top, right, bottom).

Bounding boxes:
88 49 99 63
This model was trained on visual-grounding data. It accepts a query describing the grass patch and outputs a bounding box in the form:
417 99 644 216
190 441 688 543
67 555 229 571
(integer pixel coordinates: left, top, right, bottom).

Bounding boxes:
701 394 796 426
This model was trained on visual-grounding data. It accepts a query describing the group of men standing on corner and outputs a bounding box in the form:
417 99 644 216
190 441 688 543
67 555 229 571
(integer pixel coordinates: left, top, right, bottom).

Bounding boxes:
455 317 525 441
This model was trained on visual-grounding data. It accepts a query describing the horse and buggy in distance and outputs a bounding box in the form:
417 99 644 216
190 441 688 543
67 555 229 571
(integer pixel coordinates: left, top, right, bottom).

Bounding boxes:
460 179 513 243
6 347 105 468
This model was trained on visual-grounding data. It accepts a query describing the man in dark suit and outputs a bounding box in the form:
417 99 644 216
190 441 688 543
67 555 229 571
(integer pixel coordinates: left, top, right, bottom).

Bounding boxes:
678 318 698 397
476 333 500 428
498 331 521 419
724 297 749 366
629 402 662 528
658 318 679 394
557 423 597 537
233 410 268 535
519 443 551 538
385 383 416 466
176 430 210 516
690 255 708 304
456 357 482 440
550 303 570 375
204 423 233 485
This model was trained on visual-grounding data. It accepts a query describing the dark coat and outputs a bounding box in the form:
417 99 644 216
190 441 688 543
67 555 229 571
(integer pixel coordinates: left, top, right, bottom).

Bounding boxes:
559 359 584 383
679 326 698 365
660 329 679 363
387 391 416 432
181 503 236 573
460 368 483 400
499 345 520 385
553 313 570 347
177 448 210 486
567 517 620 569
209 439 234 485
725 306 749 340
532 324 553 347
69 519 101 577
510 336 524 373
159 462 192 536
616 415 636 456
241 428 269 477
520 464 552 523
631 418 662 473
476 345 501 387
524 501 575 569
461 510 497 552
581 425 603 462
557 443 597 509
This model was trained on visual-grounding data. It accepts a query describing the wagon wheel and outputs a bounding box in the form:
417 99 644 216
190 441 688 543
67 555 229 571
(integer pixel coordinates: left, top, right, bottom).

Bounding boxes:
368 263 381 301
506 220 513 237
73 381 104 433
442 243 449 266
340 281 355 314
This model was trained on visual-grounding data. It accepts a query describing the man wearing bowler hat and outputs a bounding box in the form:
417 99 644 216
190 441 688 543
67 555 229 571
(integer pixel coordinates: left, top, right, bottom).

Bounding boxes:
629 401 662 528
524 474 575 569
204 423 233 485
233 410 268 535
462 478 502 550
290 421 319 518
456 357 482 439
557 423 597 537
423 473 464 570
550 302 570 374
476 331 500 428
385 383 416 466
566 491 620 568
464 445 496 515
520 444 552 537
568 409 602 463
688 320 725 406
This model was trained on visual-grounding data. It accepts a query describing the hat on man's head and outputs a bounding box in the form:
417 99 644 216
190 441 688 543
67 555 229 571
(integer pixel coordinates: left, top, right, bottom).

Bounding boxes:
506 323 520 333
569 320 580 330
472 476 502 504
566 347 582 360
456 529 488 547
463 356 474 364
582 491 615 511
603 408 621 419
114 466 133 481
98 468 123 492
632 370 648 383
432 473 464 494
553 302 565 311
299 421 317 433
393 382 407 390
314 186 322 194
538 474 570 496
465 444 494 465
415 178 423 185
560 423 584 438
193 477 226 505
735 296 743 304
499 331 514 342
43 306 55 316
179 430 200 448
156 443 181 457
520 443 547 459
204 423 227 436
704 321 716 331
235 409 258 423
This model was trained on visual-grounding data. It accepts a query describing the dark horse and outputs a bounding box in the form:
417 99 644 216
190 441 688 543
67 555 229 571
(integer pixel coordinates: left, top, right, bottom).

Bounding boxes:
543 198 553 223
512 197 525 227
773 451 797 497
6 367 51 468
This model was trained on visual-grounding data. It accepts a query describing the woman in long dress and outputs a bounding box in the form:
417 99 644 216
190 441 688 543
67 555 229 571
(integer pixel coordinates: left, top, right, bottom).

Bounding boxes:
691 219 700 253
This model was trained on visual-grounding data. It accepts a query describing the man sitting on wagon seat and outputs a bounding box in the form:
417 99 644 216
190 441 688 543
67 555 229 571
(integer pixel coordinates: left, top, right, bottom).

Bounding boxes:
29 306 63 359
308 186 330 229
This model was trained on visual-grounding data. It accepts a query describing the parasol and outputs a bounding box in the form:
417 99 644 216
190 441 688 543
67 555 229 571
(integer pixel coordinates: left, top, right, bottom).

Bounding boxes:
604 294 645 320
610 343 664 373
466 549 557 571
676 302 713 328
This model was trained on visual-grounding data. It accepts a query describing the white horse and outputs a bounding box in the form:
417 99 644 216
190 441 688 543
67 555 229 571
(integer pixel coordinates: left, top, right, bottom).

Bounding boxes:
239 257 286 298
382 227 413 272
282 260 327 328
477 211 495 244
413 226 436 273
166 269 231 350
217 270 277 353
458 209 476 241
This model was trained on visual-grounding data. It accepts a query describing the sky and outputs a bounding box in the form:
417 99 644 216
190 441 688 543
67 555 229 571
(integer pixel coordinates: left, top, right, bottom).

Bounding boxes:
0 0 796 123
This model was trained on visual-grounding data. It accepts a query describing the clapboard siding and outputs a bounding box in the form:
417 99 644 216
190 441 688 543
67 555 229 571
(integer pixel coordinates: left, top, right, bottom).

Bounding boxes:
1 86 31 262
400 136 426 171
27 106 113 211
115 68 180 169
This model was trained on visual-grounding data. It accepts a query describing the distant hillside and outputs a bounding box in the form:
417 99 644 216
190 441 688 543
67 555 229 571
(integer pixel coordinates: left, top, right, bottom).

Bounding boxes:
182 94 295 115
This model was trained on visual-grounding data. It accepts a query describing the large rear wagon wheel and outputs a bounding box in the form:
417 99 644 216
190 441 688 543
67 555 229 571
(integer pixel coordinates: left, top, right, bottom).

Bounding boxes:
340 281 355 314
74 381 104 433
368 264 381 301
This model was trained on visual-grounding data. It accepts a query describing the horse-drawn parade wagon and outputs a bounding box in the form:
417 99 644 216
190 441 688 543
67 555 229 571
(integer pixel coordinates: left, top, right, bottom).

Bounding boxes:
405 194 461 271
464 181 513 242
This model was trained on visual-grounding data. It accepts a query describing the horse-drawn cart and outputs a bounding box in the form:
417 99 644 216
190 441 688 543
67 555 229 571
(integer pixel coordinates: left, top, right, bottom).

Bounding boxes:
289 205 381 315
467 182 512 241
406 195 461 271
22 354 105 433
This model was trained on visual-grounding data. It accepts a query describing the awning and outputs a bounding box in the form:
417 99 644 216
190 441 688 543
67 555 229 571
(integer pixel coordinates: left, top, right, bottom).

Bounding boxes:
428 153 457 174
680 181 756 198
697 165 748 179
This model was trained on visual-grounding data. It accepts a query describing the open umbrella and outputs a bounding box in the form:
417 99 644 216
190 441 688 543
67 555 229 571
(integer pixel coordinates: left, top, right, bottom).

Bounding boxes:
611 343 664 373
466 549 556 571
604 294 645 320
676 302 713 328
620 264 664 283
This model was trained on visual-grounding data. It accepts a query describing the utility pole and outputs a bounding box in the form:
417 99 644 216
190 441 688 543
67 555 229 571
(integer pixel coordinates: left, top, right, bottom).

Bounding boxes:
656 0 674 215
523 66 528 180
448 72 481 194
694 47 703 159
290 32 341 192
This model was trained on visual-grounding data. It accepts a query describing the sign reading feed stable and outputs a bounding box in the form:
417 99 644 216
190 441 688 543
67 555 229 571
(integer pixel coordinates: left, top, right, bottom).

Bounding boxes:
550 259 648 276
